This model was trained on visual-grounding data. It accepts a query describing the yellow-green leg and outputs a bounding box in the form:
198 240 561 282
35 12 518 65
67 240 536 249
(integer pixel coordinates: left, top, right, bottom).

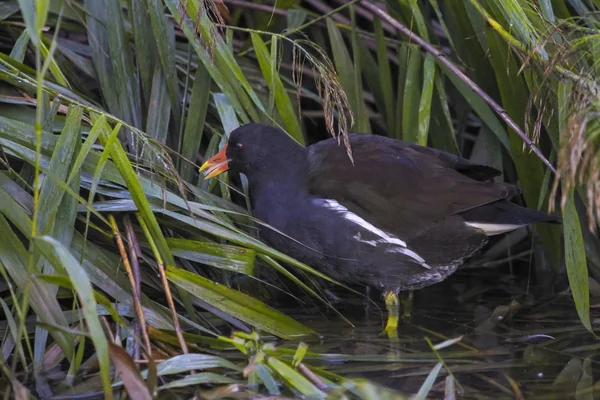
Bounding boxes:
382 290 399 339
401 291 414 321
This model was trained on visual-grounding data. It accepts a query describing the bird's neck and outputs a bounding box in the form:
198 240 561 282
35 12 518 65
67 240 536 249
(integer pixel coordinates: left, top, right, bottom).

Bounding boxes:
248 165 308 199
246 158 310 218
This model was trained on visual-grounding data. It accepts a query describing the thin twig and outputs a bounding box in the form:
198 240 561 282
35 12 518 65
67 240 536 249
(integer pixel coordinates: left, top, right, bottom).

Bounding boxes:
298 363 328 390
123 215 144 361
108 214 152 356
361 1 557 174
136 214 189 355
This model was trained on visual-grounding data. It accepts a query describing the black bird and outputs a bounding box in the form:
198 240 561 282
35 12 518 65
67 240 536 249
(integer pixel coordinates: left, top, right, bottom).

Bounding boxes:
200 123 560 337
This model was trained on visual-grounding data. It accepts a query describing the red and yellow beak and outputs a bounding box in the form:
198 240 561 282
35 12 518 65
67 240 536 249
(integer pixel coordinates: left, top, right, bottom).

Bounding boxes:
199 143 230 179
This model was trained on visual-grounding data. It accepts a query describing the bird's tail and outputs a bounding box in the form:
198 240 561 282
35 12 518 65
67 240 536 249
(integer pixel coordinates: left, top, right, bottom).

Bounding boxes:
461 201 561 236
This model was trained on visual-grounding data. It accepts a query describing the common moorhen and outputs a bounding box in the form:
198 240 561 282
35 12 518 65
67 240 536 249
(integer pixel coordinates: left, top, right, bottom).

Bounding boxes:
200 123 560 337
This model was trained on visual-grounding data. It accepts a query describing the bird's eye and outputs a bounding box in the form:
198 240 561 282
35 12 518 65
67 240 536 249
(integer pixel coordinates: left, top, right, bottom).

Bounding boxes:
236 143 243 149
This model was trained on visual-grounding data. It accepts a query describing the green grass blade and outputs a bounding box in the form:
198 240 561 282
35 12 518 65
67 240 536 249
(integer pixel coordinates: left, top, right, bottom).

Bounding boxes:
128 0 157 105
402 46 421 143
83 1 121 124
36 105 81 235
145 66 171 144
251 33 303 144
146 0 181 132
163 0 260 122
142 353 242 377
180 62 211 183
439 62 509 151
10 29 29 63
93 116 175 266
166 238 255 275
15 0 40 46
326 18 369 132
267 357 325 398
349 6 370 133
562 189 592 333
374 17 395 132
158 372 236 390
167 266 316 339
417 54 435 146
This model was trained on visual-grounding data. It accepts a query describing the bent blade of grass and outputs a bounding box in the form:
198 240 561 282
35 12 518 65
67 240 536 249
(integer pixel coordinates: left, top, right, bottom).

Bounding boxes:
259 255 354 327
167 266 316 339
93 116 175 266
166 238 255 276
33 235 113 399
155 208 353 289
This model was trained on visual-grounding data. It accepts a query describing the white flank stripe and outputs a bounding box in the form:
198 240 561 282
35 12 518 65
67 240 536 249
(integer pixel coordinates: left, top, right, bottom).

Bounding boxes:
465 222 524 235
321 199 407 247
320 199 430 269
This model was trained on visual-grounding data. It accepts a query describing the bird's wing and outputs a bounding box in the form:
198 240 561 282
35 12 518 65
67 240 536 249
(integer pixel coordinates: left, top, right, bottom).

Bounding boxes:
307 134 519 241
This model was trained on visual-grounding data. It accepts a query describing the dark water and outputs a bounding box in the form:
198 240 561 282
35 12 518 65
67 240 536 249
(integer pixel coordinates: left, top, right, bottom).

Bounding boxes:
275 266 599 399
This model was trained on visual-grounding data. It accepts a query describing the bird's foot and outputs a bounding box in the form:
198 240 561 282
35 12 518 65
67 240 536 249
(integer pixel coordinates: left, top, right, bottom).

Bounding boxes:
381 315 399 340
380 290 400 340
